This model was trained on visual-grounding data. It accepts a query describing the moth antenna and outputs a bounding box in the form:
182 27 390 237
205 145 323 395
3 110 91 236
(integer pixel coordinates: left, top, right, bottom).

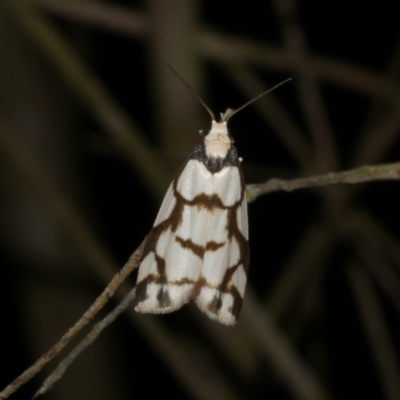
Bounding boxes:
167 64 216 121
222 78 292 122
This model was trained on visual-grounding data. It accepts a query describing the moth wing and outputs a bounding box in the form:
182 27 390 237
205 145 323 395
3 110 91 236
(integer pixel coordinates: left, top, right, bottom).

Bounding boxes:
134 161 212 314
195 166 249 326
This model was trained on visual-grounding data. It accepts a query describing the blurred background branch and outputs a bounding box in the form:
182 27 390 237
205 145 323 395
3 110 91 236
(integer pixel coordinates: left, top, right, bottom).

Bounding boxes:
1 1 400 400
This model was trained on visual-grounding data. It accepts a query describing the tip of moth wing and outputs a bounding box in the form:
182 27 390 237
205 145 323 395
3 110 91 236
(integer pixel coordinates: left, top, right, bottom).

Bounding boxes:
195 295 239 326
135 283 195 314
197 305 238 326
135 303 182 314
135 294 191 314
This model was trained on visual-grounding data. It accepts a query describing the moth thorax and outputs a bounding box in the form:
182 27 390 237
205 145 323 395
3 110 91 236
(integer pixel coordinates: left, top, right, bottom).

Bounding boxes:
204 121 231 159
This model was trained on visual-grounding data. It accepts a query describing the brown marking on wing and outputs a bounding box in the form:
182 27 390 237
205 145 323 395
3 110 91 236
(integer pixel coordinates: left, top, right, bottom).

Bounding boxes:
176 237 205 258
132 275 154 307
227 286 243 320
208 295 223 315
185 193 229 210
175 237 226 259
226 206 250 275
157 288 171 307
206 241 225 252
204 262 245 320
132 274 199 309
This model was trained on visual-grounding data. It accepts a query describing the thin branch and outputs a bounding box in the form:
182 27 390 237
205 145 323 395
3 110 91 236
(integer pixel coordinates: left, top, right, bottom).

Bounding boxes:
0 241 145 400
246 162 400 203
0 117 141 398
33 287 138 398
1 0 393 400
0 117 243 400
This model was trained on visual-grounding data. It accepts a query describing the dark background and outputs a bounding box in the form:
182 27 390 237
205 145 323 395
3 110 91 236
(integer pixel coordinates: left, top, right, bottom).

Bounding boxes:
1 1 400 399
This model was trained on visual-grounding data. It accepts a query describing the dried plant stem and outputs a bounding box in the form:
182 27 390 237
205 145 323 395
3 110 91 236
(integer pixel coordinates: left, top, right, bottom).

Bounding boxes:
0 241 145 400
33 287 138 398
246 162 400 202
2 115 399 399
0 116 148 399
0 101 241 400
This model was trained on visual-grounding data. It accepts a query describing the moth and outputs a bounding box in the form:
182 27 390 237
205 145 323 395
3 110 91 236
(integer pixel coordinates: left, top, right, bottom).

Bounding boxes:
133 69 290 325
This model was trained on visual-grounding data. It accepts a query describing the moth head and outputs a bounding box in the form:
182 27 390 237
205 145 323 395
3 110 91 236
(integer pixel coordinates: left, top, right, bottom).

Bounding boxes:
206 121 230 141
204 120 231 158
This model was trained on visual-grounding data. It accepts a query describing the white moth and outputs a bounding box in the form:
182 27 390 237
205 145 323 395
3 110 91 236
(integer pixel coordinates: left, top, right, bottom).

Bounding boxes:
133 69 291 325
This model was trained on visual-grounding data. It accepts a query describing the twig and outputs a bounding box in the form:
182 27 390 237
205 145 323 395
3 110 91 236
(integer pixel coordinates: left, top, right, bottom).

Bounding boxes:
0 126 243 400
0 115 146 398
33 286 138 398
0 116 243 400
246 162 400 203
0 240 145 400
